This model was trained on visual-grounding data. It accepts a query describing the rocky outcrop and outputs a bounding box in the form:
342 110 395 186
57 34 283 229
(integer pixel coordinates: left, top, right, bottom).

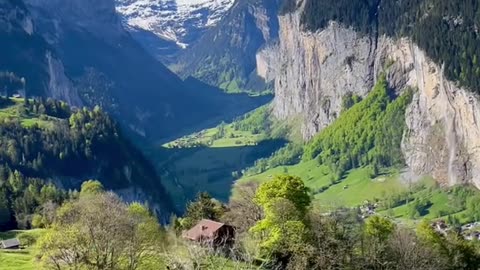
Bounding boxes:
400 45 480 188
45 52 82 106
256 41 279 82
260 5 480 188
266 18 376 139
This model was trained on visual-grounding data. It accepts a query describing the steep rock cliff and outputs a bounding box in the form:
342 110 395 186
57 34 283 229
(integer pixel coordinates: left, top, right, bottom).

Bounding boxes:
260 6 480 188
0 0 81 105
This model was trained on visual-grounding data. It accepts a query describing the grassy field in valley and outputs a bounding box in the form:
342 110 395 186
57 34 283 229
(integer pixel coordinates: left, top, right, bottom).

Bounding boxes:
153 100 480 224
239 160 480 224
153 121 286 210
163 125 265 149
238 161 405 209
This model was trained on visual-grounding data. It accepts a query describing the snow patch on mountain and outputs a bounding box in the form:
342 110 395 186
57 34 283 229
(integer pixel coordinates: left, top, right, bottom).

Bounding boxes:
115 0 235 48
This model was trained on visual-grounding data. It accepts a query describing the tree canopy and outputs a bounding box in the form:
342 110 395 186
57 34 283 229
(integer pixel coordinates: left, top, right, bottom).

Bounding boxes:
254 174 311 215
37 191 165 270
303 76 412 179
250 175 312 266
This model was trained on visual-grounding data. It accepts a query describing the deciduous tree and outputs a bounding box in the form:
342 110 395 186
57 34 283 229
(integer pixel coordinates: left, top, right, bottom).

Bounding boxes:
37 191 164 270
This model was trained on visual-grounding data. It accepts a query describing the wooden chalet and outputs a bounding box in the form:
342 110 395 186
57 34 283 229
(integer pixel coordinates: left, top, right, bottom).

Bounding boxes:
183 219 235 247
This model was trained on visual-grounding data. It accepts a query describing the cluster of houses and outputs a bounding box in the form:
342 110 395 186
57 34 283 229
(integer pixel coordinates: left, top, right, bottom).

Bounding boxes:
0 220 233 255
180 215 480 248
357 202 480 242
359 200 378 219
0 93 21 100
167 131 209 149
462 222 480 241
432 220 480 241
465 231 480 241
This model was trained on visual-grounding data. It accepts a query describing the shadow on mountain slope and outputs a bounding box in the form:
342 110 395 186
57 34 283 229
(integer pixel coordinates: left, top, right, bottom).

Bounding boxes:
149 138 287 211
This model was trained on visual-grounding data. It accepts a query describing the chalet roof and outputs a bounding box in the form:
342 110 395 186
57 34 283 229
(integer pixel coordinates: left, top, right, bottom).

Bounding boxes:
1 238 20 249
183 219 227 241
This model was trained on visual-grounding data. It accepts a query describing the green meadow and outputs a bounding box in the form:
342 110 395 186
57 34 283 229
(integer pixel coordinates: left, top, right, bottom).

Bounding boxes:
0 229 46 270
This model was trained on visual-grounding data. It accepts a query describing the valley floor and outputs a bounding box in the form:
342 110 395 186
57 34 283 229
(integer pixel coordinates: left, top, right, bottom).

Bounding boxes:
149 122 286 209
155 114 480 225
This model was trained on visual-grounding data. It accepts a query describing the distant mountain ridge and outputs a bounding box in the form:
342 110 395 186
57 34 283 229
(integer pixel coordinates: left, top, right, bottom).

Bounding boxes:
176 0 282 93
115 0 235 62
116 0 235 46
115 0 283 93
21 0 202 139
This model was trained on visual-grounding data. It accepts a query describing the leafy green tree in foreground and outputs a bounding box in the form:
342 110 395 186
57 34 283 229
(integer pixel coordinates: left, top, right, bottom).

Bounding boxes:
254 175 311 215
365 216 395 241
250 175 312 267
37 190 164 270
362 216 396 268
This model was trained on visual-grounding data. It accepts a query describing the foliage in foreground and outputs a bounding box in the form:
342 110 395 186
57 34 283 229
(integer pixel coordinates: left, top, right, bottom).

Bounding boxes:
37 183 165 270
247 176 480 269
5 175 480 270
174 175 480 269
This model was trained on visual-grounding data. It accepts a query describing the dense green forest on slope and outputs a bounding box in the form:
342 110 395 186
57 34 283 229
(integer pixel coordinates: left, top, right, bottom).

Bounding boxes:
243 77 411 181
303 76 412 179
0 97 171 230
237 78 414 212
284 0 480 93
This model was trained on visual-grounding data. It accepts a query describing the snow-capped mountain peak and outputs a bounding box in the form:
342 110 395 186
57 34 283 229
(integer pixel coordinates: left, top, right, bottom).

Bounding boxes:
115 0 235 48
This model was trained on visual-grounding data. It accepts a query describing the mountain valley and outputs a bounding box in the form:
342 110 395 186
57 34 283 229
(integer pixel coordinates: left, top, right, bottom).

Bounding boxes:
3 0 480 269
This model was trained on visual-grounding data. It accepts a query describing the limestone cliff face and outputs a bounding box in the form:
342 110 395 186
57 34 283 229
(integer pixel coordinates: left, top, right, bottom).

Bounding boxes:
0 0 82 106
260 7 480 188
45 52 82 106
